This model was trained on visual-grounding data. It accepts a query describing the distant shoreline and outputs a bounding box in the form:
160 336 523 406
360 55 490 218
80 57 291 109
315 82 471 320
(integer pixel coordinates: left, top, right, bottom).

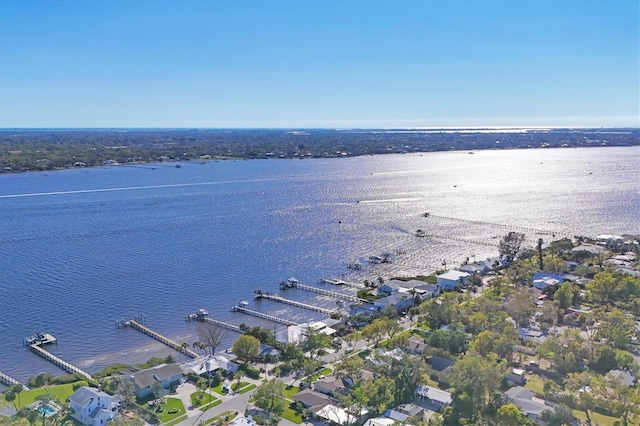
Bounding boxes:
1 128 638 174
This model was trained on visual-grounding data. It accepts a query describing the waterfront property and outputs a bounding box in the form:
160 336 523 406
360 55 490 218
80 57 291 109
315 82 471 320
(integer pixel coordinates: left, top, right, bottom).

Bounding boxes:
436 270 470 290
68 386 118 426
129 364 183 398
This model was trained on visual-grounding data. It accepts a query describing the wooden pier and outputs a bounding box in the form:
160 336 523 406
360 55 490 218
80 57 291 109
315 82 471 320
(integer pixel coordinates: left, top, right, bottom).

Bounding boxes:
29 344 93 381
319 278 365 289
423 213 560 237
280 279 369 304
0 371 29 390
254 289 336 315
123 319 200 359
231 303 298 326
422 232 498 248
185 310 244 334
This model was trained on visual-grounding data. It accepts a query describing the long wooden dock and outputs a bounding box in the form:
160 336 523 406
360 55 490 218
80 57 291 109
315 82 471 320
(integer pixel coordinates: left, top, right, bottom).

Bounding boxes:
319 278 365 289
29 344 93 381
422 232 498 247
423 213 560 237
254 290 336 315
280 279 369 304
185 309 244 333
0 371 29 390
124 319 200 359
231 303 297 326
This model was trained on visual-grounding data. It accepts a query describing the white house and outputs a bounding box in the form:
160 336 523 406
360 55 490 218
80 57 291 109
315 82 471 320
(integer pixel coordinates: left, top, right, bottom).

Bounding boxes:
68 386 117 426
436 270 470 290
415 385 452 410
182 355 239 376
532 272 563 290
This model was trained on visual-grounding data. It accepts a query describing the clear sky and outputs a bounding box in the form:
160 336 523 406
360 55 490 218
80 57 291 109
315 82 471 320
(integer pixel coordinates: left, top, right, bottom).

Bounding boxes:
0 0 638 128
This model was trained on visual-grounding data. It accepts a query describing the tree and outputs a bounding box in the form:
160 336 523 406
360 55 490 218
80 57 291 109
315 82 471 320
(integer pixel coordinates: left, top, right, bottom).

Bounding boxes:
449 355 507 417
253 379 286 417
497 403 534 426
499 231 526 262
11 384 23 410
303 328 332 358
542 404 575 426
335 354 365 385
554 282 579 309
373 352 429 404
197 322 227 356
596 307 637 350
538 330 585 374
232 335 260 362
504 287 536 327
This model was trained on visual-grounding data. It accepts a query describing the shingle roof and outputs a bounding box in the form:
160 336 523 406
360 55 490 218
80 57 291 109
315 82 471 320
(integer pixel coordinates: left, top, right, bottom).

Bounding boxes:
69 386 110 407
293 389 331 408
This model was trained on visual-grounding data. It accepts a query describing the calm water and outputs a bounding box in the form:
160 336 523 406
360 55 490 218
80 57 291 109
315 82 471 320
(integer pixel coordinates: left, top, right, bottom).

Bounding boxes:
1 147 639 382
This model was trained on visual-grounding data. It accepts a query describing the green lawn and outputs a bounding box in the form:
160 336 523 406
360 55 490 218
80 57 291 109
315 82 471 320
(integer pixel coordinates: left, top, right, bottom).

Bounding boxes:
283 385 300 399
231 381 250 391
524 374 544 395
158 397 185 423
309 367 332 382
237 384 256 394
2 383 77 409
190 391 219 409
573 409 626 426
281 401 303 424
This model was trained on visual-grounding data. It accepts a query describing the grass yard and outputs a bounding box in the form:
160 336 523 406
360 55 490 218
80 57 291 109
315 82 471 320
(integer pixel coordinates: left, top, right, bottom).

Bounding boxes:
281 401 303 424
231 381 250 391
190 391 220 409
283 385 300 399
158 397 185 423
573 409 625 426
237 384 256 394
524 374 544 395
3 383 77 409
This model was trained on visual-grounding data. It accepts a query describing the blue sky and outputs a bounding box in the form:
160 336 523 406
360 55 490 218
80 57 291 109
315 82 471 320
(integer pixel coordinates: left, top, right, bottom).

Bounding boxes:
0 0 638 128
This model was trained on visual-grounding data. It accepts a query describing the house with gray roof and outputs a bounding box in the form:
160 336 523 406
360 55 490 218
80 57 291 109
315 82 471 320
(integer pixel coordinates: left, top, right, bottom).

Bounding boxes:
415 385 452 410
505 386 554 424
130 363 183 398
293 389 331 410
68 386 118 426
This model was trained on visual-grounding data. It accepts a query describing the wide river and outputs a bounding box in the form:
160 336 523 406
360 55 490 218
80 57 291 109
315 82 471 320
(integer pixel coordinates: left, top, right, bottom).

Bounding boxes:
1 147 638 383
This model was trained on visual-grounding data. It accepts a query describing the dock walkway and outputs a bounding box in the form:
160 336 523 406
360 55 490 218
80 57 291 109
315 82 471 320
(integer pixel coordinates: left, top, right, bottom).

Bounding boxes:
280 279 368 304
185 309 244 334
424 213 560 237
29 344 93 381
231 304 297 326
125 320 200 359
0 371 29 390
319 278 365 289
254 290 335 315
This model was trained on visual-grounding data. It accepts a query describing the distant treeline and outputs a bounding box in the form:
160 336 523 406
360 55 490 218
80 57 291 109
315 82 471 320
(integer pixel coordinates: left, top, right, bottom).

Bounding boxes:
0 128 637 173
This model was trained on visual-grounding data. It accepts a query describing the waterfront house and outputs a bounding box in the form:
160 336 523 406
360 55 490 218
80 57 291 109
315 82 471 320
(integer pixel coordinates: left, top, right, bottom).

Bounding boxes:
182 355 239 376
504 386 554 424
414 385 452 410
68 386 118 426
436 270 470 290
130 364 183 398
373 293 414 314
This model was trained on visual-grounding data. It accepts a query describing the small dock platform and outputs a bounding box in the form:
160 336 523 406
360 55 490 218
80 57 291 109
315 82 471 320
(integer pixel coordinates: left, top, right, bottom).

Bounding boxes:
254 289 336 315
280 278 369 304
29 344 93 381
23 332 57 346
122 319 199 359
0 371 29 390
231 302 297 326
319 278 365 289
